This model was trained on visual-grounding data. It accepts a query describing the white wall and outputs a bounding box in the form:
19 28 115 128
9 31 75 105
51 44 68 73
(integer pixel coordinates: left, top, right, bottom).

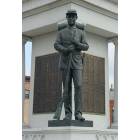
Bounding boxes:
29 31 109 129
23 1 117 37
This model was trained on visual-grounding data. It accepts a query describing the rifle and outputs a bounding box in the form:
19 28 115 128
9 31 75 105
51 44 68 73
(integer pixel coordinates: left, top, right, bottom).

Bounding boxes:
53 53 72 120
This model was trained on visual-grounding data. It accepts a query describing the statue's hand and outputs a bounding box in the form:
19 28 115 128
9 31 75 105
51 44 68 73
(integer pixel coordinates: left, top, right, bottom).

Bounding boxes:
71 38 80 46
67 44 75 52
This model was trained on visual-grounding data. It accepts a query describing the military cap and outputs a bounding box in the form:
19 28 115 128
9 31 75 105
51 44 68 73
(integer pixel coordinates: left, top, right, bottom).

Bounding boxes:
66 9 77 16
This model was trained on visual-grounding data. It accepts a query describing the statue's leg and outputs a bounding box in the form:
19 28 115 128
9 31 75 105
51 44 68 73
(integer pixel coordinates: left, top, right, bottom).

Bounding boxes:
62 69 72 119
72 69 82 116
72 69 85 121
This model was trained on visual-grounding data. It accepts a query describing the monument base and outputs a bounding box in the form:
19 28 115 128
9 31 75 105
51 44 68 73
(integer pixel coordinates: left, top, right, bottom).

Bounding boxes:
23 127 118 140
48 120 93 127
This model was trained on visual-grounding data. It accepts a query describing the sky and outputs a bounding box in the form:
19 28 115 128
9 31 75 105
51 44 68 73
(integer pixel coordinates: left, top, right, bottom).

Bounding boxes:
25 41 115 88
25 41 32 76
108 42 115 88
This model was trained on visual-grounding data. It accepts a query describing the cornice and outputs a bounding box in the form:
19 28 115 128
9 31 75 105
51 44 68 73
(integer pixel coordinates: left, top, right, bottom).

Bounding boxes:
72 0 118 19
22 0 70 18
23 0 118 20
22 35 32 41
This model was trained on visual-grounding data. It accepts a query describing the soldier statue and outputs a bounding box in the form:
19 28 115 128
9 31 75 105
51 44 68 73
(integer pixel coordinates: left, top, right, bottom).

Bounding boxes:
54 9 89 121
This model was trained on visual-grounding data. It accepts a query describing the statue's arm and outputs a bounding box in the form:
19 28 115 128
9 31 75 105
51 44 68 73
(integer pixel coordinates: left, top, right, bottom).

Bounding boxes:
76 31 89 51
54 32 67 53
79 31 89 51
54 32 75 53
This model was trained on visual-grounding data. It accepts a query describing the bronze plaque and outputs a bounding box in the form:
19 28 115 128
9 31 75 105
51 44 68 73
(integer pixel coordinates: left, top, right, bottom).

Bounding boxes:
33 53 105 114
82 54 105 114
33 53 62 113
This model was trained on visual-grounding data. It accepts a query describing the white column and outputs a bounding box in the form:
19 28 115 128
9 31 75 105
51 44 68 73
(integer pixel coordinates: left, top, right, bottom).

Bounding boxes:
22 35 28 127
112 37 118 129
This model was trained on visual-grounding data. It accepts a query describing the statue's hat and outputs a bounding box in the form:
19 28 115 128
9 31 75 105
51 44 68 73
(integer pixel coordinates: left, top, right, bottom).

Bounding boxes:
66 9 77 16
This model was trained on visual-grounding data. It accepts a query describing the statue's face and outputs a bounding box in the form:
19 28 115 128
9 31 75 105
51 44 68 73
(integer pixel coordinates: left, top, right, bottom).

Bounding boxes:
66 14 77 26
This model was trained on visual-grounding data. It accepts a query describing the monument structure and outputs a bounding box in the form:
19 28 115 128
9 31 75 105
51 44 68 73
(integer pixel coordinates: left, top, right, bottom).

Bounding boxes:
22 0 118 140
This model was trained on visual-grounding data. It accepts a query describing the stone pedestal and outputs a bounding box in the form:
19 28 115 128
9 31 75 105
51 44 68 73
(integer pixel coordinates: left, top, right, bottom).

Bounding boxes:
48 120 93 127
23 127 118 140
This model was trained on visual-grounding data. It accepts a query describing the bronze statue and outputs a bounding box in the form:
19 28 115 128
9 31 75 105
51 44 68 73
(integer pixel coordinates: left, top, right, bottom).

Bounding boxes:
54 9 89 121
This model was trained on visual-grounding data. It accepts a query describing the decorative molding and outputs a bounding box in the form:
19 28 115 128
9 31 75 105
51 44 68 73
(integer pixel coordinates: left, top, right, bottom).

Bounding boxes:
71 0 118 19
22 134 46 140
23 0 117 20
23 0 70 18
107 0 118 5
22 0 117 37
22 35 32 43
108 36 118 45
23 127 118 135
23 129 118 140
109 37 118 48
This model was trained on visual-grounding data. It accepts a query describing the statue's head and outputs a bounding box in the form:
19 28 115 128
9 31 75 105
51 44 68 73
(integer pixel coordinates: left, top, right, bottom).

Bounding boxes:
66 9 78 26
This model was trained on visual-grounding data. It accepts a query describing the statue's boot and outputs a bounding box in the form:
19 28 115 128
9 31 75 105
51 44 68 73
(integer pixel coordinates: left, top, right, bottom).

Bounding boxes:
75 113 85 121
63 113 72 120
